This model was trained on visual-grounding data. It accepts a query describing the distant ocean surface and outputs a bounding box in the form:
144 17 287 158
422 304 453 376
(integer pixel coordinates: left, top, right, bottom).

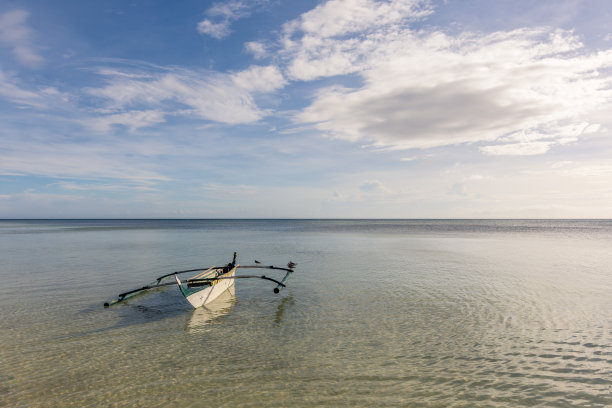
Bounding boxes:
1 219 611 407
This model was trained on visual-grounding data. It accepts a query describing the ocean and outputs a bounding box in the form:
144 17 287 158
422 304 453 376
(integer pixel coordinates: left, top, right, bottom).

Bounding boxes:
1 219 611 407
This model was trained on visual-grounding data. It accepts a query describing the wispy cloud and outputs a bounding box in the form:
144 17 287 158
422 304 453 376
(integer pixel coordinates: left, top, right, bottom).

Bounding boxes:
0 140 171 184
197 0 252 39
0 9 44 67
0 67 43 106
86 110 167 133
54 181 157 192
0 66 67 109
85 64 283 130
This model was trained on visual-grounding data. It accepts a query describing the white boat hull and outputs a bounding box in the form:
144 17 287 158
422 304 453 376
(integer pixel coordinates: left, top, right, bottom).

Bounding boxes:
175 267 236 309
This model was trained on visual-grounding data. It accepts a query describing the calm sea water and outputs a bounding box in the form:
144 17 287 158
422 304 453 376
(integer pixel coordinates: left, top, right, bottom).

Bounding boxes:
1 219 611 407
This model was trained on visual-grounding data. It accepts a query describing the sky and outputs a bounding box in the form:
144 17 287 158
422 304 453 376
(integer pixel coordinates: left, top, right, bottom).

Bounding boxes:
1 0 612 218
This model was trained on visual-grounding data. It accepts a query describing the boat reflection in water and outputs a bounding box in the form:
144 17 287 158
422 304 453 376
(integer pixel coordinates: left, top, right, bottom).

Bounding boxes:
187 286 236 332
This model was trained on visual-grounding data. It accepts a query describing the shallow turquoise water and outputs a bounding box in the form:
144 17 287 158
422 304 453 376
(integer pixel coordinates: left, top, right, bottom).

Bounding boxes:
1 220 611 407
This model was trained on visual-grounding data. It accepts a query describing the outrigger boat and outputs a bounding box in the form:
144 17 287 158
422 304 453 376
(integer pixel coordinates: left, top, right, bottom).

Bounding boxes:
104 252 295 309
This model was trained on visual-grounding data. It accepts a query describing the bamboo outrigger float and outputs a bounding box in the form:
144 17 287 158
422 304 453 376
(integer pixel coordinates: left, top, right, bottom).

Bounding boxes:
104 252 295 309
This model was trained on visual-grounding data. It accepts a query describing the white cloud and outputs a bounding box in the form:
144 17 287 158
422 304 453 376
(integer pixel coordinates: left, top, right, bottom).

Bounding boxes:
0 10 44 67
197 0 251 39
245 41 268 59
281 0 432 80
283 0 431 40
197 20 231 39
207 1 250 19
232 65 286 92
87 66 269 127
291 22 612 154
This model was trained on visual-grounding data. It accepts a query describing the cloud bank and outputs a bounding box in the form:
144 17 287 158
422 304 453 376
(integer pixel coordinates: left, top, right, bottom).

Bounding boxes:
272 0 612 155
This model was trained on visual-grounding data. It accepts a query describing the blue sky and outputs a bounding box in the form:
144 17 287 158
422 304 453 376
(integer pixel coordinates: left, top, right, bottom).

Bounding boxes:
1 0 612 218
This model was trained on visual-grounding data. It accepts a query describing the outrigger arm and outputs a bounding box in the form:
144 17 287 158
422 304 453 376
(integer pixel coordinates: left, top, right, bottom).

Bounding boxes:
186 274 287 288
103 281 177 308
236 265 294 293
